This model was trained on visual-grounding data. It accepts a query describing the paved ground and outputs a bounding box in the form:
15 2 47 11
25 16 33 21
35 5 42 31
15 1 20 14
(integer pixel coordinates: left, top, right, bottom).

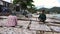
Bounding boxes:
0 15 60 34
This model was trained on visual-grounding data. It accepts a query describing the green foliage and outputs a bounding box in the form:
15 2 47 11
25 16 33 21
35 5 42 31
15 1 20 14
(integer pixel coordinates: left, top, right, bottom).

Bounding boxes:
13 0 20 4
37 7 60 14
13 0 36 13
13 0 34 9
28 6 37 13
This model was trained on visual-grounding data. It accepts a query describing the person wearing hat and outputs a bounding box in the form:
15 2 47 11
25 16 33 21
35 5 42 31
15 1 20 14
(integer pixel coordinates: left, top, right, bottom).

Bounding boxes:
38 10 46 23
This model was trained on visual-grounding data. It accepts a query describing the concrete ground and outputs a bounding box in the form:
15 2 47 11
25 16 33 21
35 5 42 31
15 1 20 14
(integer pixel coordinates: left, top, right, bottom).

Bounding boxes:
0 15 60 34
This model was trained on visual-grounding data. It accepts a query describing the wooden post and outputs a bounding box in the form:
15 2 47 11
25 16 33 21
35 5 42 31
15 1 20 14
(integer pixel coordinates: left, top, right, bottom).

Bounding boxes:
27 20 32 29
36 17 37 21
40 31 44 34
36 31 45 34
36 31 40 34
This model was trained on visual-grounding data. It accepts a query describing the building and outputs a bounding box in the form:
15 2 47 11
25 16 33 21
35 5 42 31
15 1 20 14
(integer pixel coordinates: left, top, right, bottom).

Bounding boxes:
0 0 13 16
0 0 12 7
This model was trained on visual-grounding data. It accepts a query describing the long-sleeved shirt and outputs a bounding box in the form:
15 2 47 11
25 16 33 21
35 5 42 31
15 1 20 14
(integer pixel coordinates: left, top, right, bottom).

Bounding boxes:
38 14 46 20
6 15 17 27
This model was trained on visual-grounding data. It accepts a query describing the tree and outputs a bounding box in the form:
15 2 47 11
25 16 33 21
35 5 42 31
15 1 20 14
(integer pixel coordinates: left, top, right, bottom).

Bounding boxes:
36 7 60 14
27 6 37 13
13 0 34 10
